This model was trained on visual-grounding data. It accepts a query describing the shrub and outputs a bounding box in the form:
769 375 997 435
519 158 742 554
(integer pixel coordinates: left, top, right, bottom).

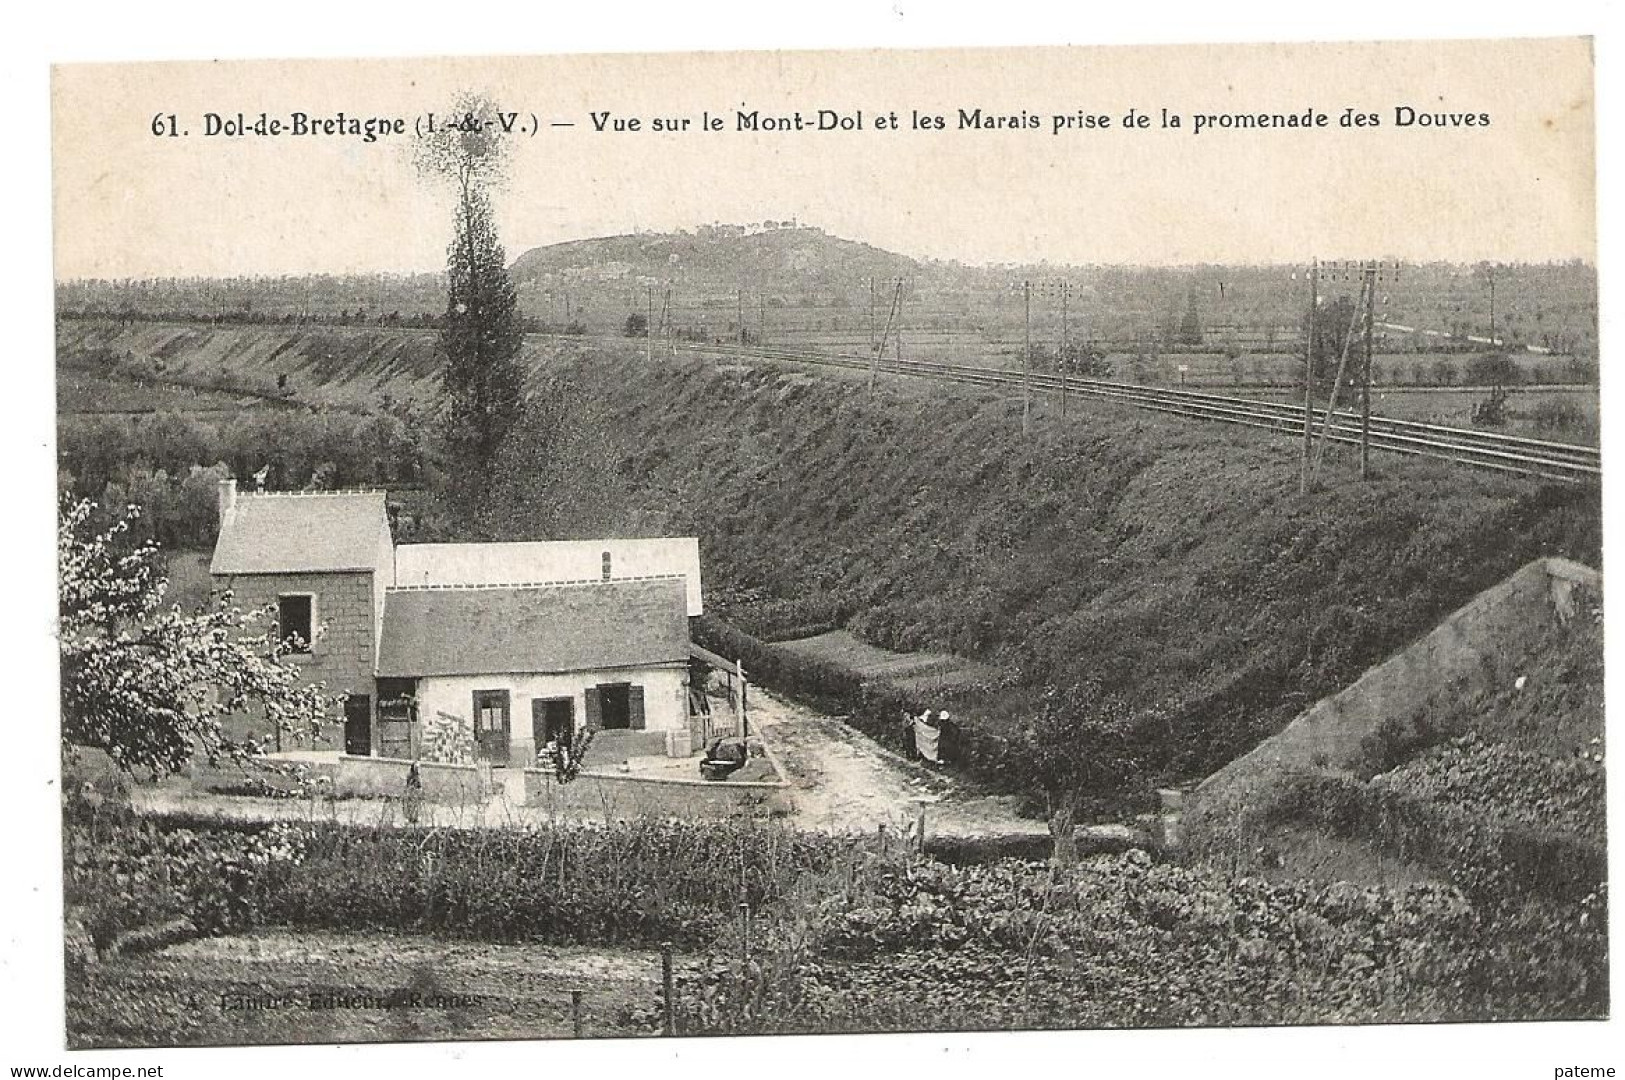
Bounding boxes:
1530 398 1596 440
1262 770 1605 904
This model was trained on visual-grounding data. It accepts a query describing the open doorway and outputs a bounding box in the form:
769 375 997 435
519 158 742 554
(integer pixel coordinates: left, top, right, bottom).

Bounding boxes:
343 694 371 757
531 697 574 750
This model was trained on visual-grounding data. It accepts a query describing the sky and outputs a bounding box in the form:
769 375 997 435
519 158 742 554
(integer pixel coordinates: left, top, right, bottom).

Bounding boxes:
51 37 1596 279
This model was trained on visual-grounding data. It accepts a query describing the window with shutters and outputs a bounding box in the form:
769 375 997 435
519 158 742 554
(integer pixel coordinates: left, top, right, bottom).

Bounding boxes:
592 682 644 729
601 550 612 580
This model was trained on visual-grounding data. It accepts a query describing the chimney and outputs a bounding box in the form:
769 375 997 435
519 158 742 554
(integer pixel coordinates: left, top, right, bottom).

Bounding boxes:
217 477 237 523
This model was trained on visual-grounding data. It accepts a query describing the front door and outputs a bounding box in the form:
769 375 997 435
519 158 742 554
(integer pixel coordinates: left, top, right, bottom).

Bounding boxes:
343 694 371 756
531 697 575 750
473 690 511 765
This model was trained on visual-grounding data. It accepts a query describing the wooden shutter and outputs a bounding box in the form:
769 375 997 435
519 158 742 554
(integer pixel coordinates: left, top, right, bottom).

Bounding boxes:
584 687 602 731
628 685 646 730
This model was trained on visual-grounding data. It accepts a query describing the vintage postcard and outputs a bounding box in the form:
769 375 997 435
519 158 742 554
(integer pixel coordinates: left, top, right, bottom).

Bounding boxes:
46 34 1606 1067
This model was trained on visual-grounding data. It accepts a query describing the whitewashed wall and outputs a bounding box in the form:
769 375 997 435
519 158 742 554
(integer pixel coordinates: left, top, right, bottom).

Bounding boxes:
414 665 688 766
394 538 704 615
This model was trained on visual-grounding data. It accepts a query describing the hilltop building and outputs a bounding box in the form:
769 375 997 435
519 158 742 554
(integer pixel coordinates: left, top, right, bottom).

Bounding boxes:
208 479 706 766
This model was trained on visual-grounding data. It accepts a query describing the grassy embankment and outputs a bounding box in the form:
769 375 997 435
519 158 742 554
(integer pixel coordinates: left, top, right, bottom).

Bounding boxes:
513 350 1599 806
58 323 1602 805
1187 596 1606 895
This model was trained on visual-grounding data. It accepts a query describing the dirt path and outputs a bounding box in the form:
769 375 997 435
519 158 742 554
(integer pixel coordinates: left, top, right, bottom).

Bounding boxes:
751 688 1048 838
135 688 1050 840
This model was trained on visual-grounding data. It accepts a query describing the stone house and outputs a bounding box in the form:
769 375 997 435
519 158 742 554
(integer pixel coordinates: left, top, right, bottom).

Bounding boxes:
375 578 692 766
208 479 704 765
209 483 393 755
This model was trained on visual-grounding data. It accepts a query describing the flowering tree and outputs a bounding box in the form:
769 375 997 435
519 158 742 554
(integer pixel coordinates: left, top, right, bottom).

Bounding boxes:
58 497 330 778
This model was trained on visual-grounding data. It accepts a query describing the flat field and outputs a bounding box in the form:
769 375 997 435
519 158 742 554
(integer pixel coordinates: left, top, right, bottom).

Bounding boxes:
69 930 668 1048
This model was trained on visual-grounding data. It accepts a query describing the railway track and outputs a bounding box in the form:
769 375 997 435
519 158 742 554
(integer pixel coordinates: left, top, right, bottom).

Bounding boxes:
679 341 1601 485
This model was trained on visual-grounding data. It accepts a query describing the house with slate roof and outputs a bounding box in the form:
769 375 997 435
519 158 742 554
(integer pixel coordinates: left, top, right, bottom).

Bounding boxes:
209 479 704 766
210 482 394 756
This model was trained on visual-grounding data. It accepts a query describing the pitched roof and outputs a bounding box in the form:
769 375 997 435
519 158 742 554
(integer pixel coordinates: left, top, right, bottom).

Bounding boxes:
394 538 704 615
210 491 390 575
376 577 689 678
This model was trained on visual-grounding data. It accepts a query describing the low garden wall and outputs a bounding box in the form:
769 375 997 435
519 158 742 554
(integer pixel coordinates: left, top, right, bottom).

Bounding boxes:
590 729 677 762
525 768 794 819
190 755 340 796
332 755 488 803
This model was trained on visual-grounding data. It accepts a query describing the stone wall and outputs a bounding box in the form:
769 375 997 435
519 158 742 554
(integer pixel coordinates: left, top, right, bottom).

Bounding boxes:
1189 557 1601 829
214 568 378 712
588 729 672 764
524 769 794 819
189 755 340 794
332 754 490 803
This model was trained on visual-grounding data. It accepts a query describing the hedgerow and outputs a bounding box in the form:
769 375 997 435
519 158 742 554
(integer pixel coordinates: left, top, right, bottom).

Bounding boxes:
64 800 863 951
1261 770 1605 905
66 794 1607 1036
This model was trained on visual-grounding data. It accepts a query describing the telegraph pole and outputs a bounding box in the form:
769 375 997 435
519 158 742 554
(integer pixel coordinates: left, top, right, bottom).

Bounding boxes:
737 287 746 345
1060 286 1069 418
1360 265 1375 480
1023 280 1033 438
868 276 877 356
1033 279 1076 419
665 285 675 358
1359 260 1400 479
894 281 905 362
1301 259 1318 495
759 292 767 345
870 277 907 395
646 285 654 363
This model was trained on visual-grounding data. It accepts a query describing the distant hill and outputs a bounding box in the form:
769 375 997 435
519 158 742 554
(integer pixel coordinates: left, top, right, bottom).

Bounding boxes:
509 225 918 294
55 222 1598 358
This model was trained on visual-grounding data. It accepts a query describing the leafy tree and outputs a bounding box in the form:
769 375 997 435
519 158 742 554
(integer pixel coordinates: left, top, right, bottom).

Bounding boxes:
58 498 329 778
1297 294 1361 398
1016 686 1144 857
416 93 529 515
1465 352 1521 388
1471 384 1511 428
1054 341 1109 378
1564 355 1598 385
1178 290 1203 346
625 312 650 338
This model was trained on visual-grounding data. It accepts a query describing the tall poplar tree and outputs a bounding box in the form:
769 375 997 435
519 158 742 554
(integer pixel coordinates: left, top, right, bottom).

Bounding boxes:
417 93 528 517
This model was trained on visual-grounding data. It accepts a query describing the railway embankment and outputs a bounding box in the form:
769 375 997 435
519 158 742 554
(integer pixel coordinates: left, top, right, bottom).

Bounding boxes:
59 321 1603 806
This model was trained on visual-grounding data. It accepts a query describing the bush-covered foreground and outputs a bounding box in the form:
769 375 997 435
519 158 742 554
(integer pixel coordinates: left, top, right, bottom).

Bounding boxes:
65 796 1606 1045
